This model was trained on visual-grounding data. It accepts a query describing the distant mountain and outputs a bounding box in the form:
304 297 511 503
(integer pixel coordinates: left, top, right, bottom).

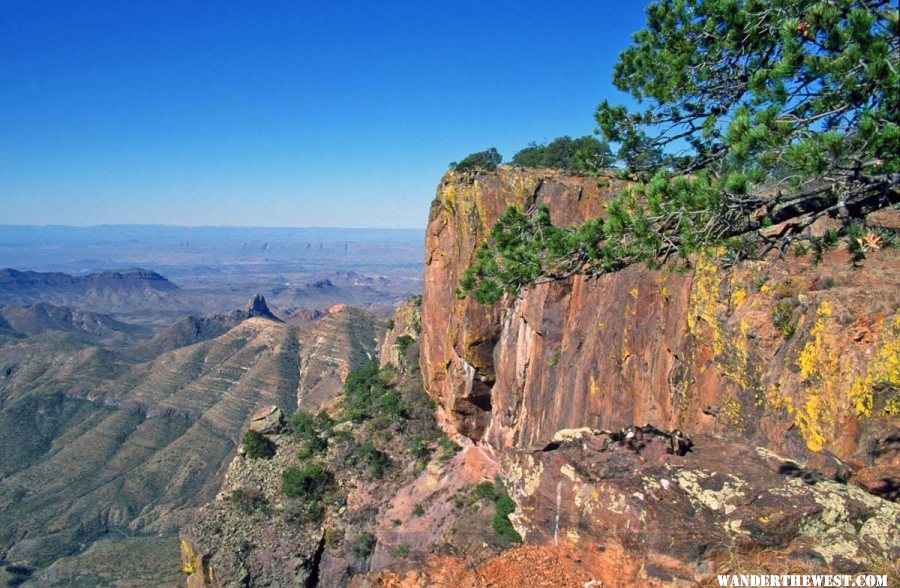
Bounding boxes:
0 303 385 581
130 294 281 359
0 267 178 292
0 302 153 346
0 268 190 324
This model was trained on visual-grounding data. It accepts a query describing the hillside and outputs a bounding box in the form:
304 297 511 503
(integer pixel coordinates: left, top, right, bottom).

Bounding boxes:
413 167 900 582
0 302 384 586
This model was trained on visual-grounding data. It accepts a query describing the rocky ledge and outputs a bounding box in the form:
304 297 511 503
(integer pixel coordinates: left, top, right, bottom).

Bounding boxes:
500 428 900 586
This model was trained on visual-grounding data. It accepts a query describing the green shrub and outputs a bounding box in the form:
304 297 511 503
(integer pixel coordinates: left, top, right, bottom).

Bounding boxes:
396 334 415 357
473 481 498 502
342 360 388 423
491 483 523 546
450 148 502 172
281 462 334 499
242 429 275 460
324 528 344 548
282 497 325 524
411 503 424 517
291 410 331 459
438 436 459 461
228 487 267 513
771 301 795 338
392 544 410 558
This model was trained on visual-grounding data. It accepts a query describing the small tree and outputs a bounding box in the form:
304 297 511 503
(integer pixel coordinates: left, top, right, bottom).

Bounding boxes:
242 430 275 460
291 410 330 458
450 148 503 172
356 441 392 479
511 136 612 173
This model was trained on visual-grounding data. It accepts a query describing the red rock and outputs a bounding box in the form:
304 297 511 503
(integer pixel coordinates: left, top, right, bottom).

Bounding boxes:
420 167 900 467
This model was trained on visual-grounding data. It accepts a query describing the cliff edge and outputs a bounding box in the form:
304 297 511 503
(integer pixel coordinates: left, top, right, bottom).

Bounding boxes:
421 166 898 473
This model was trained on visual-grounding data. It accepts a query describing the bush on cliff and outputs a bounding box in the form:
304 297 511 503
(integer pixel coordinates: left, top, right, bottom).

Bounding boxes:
458 0 899 304
340 359 455 470
491 483 522 546
291 410 331 458
242 429 275 460
281 461 334 499
356 440 392 479
511 136 612 173
450 147 502 172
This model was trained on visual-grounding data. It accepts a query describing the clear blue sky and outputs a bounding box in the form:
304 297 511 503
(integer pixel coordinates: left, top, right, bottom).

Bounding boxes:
1 1 649 228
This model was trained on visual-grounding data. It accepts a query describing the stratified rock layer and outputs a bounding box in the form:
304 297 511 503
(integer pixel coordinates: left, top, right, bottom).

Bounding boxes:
0 306 382 573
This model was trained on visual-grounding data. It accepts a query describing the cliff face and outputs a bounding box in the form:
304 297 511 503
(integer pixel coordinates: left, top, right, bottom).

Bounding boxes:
421 167 899 468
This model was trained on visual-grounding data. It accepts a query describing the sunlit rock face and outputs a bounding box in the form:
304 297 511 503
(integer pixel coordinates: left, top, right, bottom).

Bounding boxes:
421 166 899 468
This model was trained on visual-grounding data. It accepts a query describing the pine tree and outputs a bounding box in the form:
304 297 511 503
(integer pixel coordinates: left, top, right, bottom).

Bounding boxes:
460 0 898 304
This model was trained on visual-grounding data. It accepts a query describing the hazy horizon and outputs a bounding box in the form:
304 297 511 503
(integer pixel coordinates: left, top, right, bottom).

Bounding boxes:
0 222 426 230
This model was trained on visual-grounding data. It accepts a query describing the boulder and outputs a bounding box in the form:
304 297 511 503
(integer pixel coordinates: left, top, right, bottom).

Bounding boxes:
249 405 285 434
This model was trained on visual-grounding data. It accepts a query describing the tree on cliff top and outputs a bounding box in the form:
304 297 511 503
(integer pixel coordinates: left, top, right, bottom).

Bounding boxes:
450 147 502 172
459 0 898 305
511 136 613 173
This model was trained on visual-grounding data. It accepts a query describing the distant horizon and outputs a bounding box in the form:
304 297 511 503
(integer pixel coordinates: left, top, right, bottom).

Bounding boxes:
0 223 426 231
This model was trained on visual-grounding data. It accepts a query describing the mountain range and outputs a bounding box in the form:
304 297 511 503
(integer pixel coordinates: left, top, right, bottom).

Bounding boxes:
0 293 384 586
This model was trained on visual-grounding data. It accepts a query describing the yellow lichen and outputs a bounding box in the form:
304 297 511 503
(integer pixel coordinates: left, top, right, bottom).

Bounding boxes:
795 301 839 452
180 539 198 575
443 185 456 211
687 251 722 340
720 397 743 428
848 315 900 417
884 393 900 417
656 274 671 306
765 382 795 415
589 372 600 396
730 288 747 308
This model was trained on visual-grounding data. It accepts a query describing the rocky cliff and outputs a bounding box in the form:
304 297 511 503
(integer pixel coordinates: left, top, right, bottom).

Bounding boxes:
422 167 899 470
177 168 898 586
407 166 900 584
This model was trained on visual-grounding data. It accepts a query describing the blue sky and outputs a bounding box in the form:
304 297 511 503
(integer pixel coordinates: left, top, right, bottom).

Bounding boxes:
1 1 649 228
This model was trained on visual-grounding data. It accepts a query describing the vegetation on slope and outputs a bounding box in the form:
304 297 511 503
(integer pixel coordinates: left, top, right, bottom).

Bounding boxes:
242 429 276 459
458 0 899 304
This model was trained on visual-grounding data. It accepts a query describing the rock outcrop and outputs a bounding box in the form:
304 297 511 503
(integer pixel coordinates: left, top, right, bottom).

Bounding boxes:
421 167 899 469
243 294 278 320
378 296 421 368
248 405 286 435
501 429 899 585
